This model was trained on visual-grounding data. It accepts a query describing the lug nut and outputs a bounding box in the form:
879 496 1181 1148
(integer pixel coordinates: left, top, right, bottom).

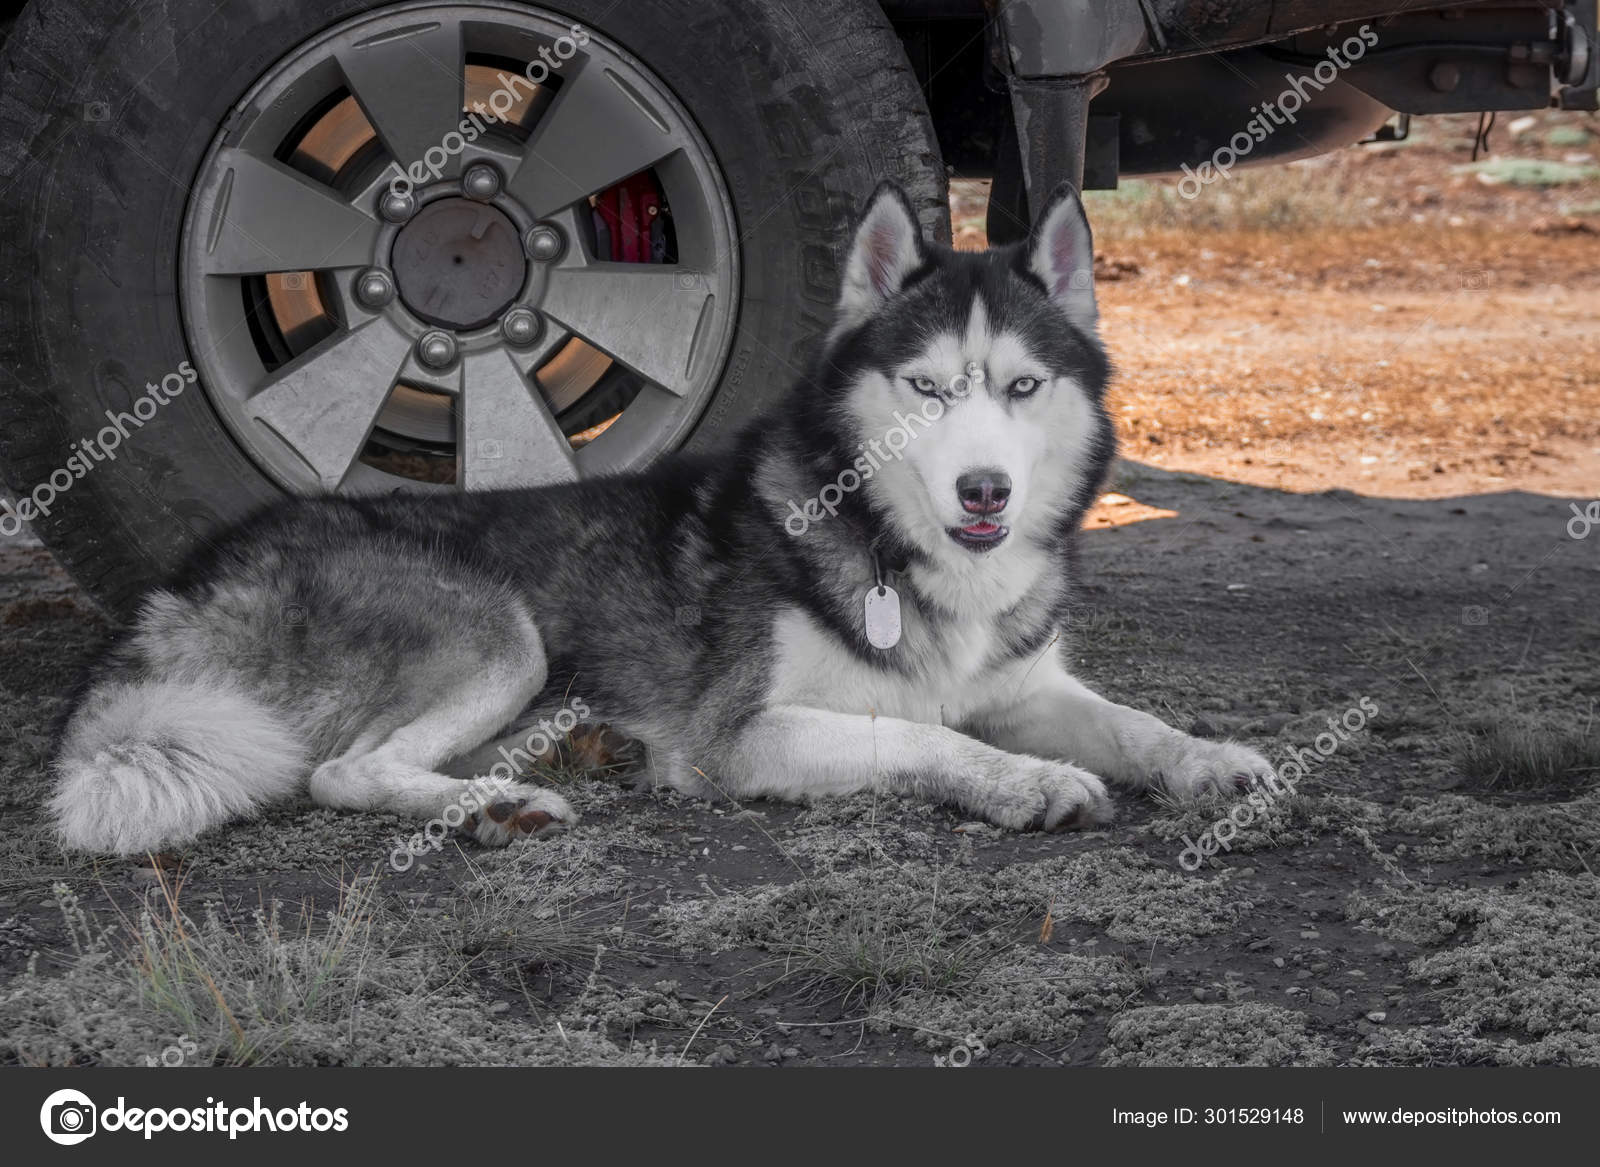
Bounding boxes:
462 163 501 201
379 188 417 223
500 307 542 347
524 223 564 262
354 268 395 308
416 330 458 369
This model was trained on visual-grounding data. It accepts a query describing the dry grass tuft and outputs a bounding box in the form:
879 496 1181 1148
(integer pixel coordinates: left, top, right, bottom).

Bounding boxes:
1450 714 1600 797
764 910 1007 1013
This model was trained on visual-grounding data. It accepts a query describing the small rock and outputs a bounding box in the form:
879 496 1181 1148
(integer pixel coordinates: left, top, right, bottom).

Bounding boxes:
1191 987 1209 1002
1310 987 1340 1008
763 1043 783 1063
781 1046 801 1060
487 1001 511 1015
1272 957 1285 969
1247 938 1272 952
1300 930 1321 940
1366 1011 1387 1024
1374 942 1397 959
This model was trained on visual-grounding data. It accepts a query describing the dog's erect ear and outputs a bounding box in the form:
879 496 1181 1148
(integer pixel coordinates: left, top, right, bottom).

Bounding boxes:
835 182 926 331
1026 183 1097 333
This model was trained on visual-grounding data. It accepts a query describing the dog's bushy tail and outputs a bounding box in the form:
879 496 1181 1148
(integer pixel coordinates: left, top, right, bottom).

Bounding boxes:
51 675 306 856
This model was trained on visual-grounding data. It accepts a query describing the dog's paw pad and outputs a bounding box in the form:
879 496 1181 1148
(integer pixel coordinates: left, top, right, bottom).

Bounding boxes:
461 786 573 846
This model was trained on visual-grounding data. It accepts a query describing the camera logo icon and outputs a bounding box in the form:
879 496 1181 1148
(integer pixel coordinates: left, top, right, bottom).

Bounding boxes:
40 1088 97 1145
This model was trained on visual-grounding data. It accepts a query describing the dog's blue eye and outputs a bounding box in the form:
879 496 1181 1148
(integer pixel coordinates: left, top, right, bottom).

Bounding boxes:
1010 376 1041 397
907 376 939 396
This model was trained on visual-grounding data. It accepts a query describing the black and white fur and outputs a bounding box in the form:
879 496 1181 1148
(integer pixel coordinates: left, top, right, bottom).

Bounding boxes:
51 183 1272 856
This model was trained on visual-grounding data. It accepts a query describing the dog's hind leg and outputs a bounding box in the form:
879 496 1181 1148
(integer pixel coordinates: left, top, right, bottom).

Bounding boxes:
714 705 1111 830
308 613 574 845
968 656 1274 801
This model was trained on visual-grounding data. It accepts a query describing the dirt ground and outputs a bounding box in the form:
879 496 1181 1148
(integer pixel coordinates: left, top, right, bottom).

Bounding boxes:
1 112 1597 1067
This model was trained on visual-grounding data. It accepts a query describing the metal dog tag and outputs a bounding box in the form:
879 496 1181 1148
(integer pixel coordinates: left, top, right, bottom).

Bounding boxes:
863 585 902 650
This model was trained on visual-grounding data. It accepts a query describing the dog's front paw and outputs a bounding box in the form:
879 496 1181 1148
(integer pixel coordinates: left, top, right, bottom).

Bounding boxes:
973 757 1113 831
971 761 1048 830
461 784 575 846
1033 760 1115 831
1159 738 1275 801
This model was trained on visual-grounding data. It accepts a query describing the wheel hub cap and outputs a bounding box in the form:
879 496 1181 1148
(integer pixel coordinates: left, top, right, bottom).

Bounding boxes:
390 198 527 331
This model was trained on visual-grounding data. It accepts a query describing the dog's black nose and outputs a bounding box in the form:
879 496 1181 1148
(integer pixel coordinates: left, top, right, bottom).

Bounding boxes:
957 469 1011 514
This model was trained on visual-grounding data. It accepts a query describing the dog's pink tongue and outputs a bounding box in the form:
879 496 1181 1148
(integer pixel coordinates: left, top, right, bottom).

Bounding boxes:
964 521 999 535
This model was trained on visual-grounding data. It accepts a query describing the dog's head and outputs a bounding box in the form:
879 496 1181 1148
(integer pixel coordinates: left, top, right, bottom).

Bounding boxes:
819 182 1114 567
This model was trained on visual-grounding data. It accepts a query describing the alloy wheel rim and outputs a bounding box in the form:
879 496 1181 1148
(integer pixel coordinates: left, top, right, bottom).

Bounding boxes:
180 1 739 494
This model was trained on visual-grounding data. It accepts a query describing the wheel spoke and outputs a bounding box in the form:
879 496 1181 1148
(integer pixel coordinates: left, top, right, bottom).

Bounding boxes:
505 56 679 217
244 316 413 491
335 18 466 177
459 345 578 488
196 149 379 276
539 264 717 396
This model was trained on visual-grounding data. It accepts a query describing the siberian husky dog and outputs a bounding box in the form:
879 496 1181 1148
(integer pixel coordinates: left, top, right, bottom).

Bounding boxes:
51 182 1272 856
